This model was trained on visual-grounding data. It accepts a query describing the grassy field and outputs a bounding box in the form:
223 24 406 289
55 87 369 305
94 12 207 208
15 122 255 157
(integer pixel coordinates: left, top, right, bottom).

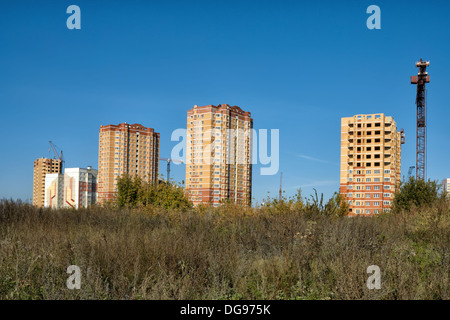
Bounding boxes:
0 199 448 300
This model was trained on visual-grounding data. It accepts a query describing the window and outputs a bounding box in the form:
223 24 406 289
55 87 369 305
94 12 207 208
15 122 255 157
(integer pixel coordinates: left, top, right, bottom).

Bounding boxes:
374 194 380 198
365 202 371 206
384 185 391 189
374 202 380 206
374 186 380 190
366 178 371 182
366 186 371 190
383 193 391 198
384 169 391 174
365 194 371 198
383 201 391 205
365 210 371 214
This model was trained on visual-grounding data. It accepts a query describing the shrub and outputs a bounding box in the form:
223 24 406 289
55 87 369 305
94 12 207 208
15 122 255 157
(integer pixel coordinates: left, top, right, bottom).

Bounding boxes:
116 174 192 210
392 177 442 213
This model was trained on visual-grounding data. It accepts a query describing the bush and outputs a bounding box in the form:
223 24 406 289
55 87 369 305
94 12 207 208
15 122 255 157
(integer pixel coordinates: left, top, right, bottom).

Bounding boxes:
116 174 192 210
392 177 442 213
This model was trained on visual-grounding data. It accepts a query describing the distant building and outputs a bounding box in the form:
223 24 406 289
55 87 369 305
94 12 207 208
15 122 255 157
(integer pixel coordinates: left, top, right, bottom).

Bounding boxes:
186 104 253 207
33 158 62 207
340 113 404 215
443 178 450 197
44 167 98 209
98 123 160 203
44 173 64 208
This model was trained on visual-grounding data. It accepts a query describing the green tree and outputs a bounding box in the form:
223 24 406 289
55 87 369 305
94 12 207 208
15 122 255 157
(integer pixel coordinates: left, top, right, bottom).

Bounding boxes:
116 174 191 210
325 192 350 217
392 177 441 213
116 174 141 207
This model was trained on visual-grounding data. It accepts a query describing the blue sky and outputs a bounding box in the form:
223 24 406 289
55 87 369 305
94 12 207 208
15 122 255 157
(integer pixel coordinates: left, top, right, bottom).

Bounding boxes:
1 0 449 204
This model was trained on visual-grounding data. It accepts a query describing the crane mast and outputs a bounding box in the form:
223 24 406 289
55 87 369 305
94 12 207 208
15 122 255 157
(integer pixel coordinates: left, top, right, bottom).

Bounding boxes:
159 158 184 182
411 59 430 180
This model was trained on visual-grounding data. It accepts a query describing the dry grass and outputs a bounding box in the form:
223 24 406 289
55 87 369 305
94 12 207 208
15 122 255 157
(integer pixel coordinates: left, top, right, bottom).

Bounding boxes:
0 199 448 300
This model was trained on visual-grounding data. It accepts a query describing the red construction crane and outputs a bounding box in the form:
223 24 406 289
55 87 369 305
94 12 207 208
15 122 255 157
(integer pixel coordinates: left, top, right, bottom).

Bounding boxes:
411 59 430 180
159 158 184 182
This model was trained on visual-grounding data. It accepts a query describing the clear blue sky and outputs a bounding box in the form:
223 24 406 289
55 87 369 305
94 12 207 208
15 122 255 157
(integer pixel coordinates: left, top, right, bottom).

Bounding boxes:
1 0 449 204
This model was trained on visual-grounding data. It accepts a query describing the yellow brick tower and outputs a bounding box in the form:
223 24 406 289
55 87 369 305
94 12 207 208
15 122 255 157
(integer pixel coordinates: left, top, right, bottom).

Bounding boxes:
98 123 159 203
186 104 253 207
33 158 62 207
340 113 404 215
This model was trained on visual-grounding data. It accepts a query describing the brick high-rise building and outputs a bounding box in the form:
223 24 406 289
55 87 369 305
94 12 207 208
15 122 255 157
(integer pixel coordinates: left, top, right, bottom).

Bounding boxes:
33 158 62 207
186 104 253 207
340 113 404 215
98 123 159 203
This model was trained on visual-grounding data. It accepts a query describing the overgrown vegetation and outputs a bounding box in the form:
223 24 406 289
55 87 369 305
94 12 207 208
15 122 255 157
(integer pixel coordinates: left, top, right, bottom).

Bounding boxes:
392 177 443 213
116 174 192 211
0 185 448 299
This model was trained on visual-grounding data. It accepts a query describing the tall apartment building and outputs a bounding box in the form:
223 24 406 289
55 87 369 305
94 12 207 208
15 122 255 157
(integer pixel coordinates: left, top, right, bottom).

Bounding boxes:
98 123 159 203
33 158 62 207
340 113 404 215
45 167 98 209
442 178 450 198
186 104 253 207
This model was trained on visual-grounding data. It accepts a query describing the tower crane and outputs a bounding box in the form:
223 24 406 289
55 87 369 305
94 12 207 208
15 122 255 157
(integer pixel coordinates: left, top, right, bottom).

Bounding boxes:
411 59 430 180
49 141 64 170
159 158 184 182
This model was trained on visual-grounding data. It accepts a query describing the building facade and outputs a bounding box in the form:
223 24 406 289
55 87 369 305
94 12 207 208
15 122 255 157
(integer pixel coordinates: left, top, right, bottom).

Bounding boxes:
443 178 450 198
340 113 404 215
33 158 62 207
186 104 253 207
98 123 160 203
45 167 98 209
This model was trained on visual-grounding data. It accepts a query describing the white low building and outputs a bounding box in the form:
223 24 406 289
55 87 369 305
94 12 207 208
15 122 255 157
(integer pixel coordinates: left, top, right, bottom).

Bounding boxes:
44 167 98 209
443 178 450 198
